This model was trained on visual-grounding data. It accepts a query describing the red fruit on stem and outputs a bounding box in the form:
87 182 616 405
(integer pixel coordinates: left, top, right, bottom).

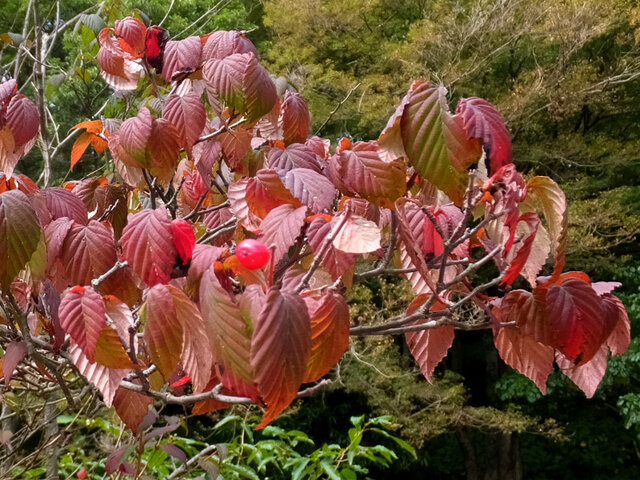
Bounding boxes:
77 469 88 479
236 239 270 270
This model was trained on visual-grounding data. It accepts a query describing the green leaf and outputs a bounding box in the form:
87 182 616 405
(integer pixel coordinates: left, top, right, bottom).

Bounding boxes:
291 458 311 480
320 460 341 480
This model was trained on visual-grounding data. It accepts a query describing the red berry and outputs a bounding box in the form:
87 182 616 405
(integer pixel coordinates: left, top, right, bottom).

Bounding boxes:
77 469 88 479
236 239 270 270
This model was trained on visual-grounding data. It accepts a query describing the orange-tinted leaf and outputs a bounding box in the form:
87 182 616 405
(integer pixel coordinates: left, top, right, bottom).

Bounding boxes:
97 28 143 90
406 324 455 382
95 324 136 369
148 118 181 186
114 17 146 58
71 120 105 134
113 385 152 433
251 287 311 428
494 326 554 393
603 294 630 356
501 289 552 346
246 168 301 219
332 141 406 209
59 287 106 362
71 132 92 169
303 290 350 383
121 207 177 286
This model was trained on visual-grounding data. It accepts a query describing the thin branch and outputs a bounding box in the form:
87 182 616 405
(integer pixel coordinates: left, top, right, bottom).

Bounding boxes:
314 82 361 135
194 116 246 145
165 444 218 480
91 260 128 289
197 218 237 245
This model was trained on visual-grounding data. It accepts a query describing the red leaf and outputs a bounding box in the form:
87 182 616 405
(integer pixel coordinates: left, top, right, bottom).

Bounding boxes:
59 287 106 362
163 92 207 156
170 219 196 265
3 340 27 385
303 290 350 383
201 30 258 61
332 141 406 209
121 207 177 286
216 125 252 171
251 287 311 428
161 36 201 82
113 385 152 433
199 270 258 399
546 278 612 363
258 204 307 265
69 343 130 407
494 326 554 393
556 345 608 398
456 97 512 175
501 289 552 346
97 28 143 90
147 118 182 186
268 143 325 173
500 212 541 286
277 168 336 214
0 190 43 289
228 178 262 231
144 26 169 73
281 91 310 145
114 17 147 58
406 324 455 382
5 95 39 147
399 82 482 205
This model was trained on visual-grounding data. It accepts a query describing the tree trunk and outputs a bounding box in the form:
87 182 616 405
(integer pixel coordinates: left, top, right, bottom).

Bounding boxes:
457 429 522 480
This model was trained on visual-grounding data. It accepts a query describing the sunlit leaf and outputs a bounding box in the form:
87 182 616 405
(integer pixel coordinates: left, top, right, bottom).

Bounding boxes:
59 286 106 362
258 204 307 265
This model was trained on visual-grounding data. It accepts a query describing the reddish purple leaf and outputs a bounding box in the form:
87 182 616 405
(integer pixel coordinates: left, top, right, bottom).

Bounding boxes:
201 30 258 61
160 443 187 463
268 144 325 174
259 204 307 265
163 92 207 156
456 97 512 175
3 340 27 385
281 91 310 145
546 278 612 364
0 190 43 289
5 95 40 148
501 289 553 347
109 108 153 169
277 168 336 213
161 36 202 82
332 215 381 254
199 269 258 399
603 294 631 356
59 286 106 362
114 17 146 57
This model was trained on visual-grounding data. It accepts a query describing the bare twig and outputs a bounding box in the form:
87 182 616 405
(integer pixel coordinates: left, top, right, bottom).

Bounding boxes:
91 260 128 289
314 83 361 135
